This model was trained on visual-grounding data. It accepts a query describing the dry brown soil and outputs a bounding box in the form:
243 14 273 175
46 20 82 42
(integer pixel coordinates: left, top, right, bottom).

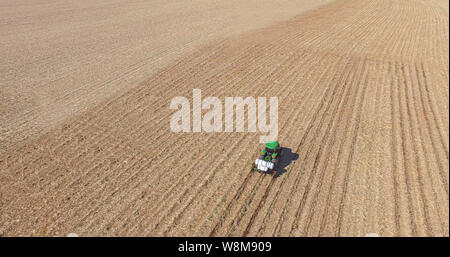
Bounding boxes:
0 0 448 236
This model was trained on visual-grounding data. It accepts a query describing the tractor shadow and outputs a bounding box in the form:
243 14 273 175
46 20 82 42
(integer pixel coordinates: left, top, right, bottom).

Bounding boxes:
275 147 299 178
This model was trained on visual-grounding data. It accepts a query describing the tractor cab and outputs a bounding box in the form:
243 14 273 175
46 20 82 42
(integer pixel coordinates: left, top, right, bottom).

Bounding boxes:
259 141 280 161
265 141 279 152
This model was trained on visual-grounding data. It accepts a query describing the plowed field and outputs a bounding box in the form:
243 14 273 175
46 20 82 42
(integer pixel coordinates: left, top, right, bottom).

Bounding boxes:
1 0 448 236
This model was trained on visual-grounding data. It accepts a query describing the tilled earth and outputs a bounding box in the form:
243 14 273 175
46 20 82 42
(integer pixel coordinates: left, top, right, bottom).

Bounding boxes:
0 0 448 236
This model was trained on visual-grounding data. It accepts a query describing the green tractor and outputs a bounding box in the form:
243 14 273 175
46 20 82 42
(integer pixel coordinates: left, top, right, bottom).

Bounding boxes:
252 141 282 177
